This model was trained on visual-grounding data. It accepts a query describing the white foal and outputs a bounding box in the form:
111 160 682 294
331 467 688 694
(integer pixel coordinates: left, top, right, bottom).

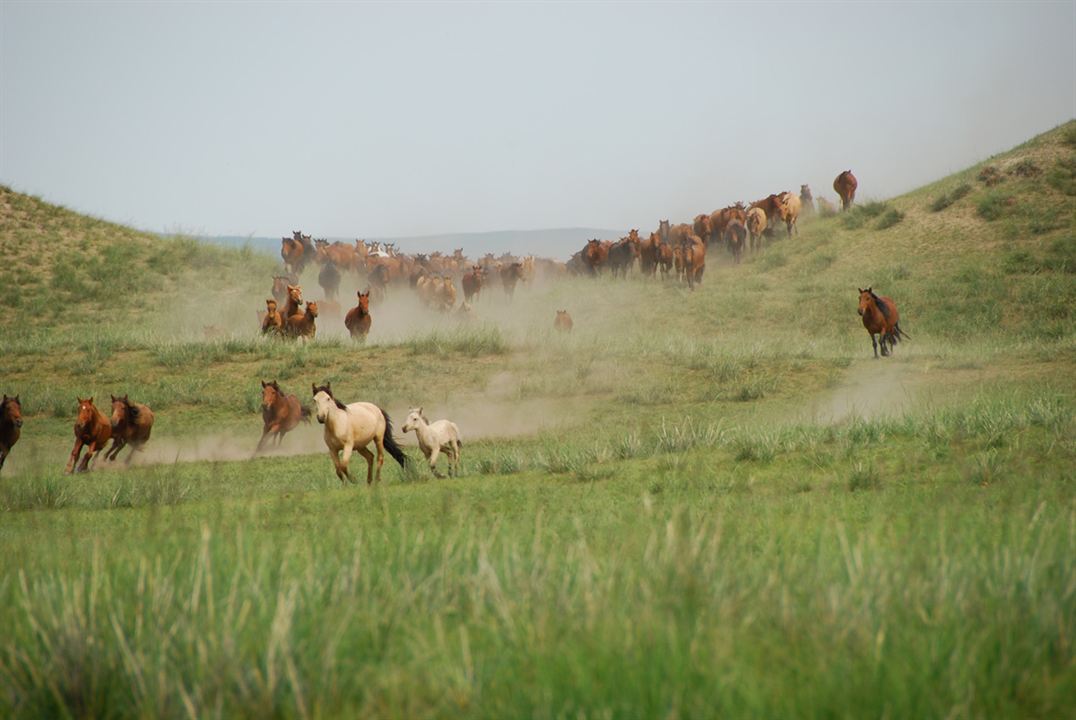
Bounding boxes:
401 407 462 478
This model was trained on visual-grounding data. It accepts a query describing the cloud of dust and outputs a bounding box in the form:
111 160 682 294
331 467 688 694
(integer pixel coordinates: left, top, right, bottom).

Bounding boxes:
808 360 922 423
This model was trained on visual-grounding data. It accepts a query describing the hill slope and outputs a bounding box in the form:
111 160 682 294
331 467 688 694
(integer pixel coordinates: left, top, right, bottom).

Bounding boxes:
0 123 1072 719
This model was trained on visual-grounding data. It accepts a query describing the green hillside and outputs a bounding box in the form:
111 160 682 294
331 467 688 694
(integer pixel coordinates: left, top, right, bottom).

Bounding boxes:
0 122 1073 718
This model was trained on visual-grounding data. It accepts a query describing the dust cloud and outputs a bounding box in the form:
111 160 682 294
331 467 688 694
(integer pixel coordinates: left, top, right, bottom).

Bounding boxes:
807 360 922 423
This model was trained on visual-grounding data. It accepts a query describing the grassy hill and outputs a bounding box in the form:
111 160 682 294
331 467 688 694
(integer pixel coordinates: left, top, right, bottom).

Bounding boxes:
0 122 1073 718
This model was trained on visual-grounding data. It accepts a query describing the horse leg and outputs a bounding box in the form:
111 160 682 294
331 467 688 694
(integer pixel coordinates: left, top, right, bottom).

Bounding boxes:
78 442 97 472
65 438 84 474
450 441 461 476
373 436 386 485
0 447 8 471
106 437 125 462
870 333 879 359
880 333 890 357
256 426 274 453
428 444 443 478
355 445 375 485
338 442 357 484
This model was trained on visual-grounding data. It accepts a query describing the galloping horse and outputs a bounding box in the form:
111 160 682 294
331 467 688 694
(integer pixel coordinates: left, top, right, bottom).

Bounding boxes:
858 288 909 358
66 397 112 473
106 394 155 464
681 233 706 289
462 266 484 302
311 382 407 485
0 394 22 473
282 284 303 334
257 380 309 451
344 290 372 341
261 298 284 335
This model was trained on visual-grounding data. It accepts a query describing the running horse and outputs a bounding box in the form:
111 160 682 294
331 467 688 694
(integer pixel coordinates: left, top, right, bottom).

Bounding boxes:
257 380 310 452
858 287 909 358
66 397 112 473
106 394 155 464
311 382 407 485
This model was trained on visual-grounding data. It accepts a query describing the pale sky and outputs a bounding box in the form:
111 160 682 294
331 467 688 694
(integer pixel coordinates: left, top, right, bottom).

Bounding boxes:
1 1 1073 238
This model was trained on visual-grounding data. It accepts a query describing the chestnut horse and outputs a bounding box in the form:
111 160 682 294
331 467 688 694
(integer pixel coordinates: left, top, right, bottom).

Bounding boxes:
106 394 155 464
0 394 22 473
858 288 909 358
261 298 284 335
287 300 318 341
344 290 372 341
834 170 858 211
462 265 484 302
681 233 706 289
66 397 112 473
282 284 303 334
257 380 310 452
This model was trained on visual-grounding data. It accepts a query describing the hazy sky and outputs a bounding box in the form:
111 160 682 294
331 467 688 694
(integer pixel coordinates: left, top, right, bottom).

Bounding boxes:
1 1 1073 238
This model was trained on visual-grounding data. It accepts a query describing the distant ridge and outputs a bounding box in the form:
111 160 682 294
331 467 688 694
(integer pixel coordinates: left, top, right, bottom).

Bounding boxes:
199 227 626 261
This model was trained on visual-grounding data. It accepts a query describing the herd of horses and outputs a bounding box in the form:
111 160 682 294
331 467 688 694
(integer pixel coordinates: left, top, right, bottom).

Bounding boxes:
2 168 908 481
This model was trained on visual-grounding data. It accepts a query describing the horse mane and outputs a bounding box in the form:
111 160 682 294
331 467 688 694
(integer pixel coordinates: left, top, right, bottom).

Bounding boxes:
313 384 347 410
870 291 891 320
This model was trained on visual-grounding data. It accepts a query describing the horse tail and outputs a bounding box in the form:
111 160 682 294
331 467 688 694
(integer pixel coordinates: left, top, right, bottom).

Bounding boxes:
379 408 408 467
300 405 312 423
895 323 910 341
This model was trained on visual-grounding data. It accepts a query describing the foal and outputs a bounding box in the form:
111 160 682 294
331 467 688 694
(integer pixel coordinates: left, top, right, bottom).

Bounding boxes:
401 407 462 478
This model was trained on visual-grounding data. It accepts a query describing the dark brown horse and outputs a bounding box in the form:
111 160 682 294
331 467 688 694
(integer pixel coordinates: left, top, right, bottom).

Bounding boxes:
66 397 112 473
318 260 341 300
858 288 909 358
834 171 858 211
0 394 22 473
501 262 524 299
583 239 610 276
462 265 484 302
725 219 748 264
258 380 310 452
344 290 372 341
106 394 155 464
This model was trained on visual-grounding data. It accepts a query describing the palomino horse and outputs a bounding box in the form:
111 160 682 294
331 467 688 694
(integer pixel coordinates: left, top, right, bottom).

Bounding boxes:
257 380 309 451
0 394 22 473
401 407 462 478
106 394 155 464
311 382 407 484
66 397 112 473
858 288 909 358
834 170 858 211
344 290 372 341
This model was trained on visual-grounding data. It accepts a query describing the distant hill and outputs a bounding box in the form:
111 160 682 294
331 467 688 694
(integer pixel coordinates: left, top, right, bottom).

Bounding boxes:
200 227 626 261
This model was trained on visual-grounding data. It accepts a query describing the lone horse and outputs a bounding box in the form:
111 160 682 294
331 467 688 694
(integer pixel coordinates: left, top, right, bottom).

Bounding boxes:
344 289 372 341
312 382 407 485
106 394 155 464
257 380 310 452
834 170 858 211
858 288 909 358
66 397 112 473
0 394 22 473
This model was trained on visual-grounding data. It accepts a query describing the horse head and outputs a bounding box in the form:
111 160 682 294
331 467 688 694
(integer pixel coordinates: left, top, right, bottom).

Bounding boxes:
76 397 98 428
401 407 425 433
1 394 22 428
261 380 283 409
857 287 874 316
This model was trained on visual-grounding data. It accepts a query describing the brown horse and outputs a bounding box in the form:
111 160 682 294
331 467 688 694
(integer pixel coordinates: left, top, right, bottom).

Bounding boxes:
344 290 372 341
858 288 909 358
282 284 303 334
800 184 815 218
681 233 706 289
834 170 858 211
639 233 660 276
271 275 294 305
287 300 318 341
317 260 341 300
725 219 748 264
106 394 154 464
261 298 284 335
583 239 609 276
501 262 524 299
66 397 112 473
0 394 22 473
462 265 484 302
258 380 310 451
554 310 573 333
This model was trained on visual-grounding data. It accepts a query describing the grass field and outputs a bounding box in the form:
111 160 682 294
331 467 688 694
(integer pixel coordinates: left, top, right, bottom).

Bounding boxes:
0 122 1074 718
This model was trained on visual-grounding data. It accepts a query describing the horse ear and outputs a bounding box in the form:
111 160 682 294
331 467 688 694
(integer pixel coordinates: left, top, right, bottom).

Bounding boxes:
312 383 318 395
867 286 872 293
123 394 129 402
111 394 117 402
262 380 267 388
13 395 18 403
